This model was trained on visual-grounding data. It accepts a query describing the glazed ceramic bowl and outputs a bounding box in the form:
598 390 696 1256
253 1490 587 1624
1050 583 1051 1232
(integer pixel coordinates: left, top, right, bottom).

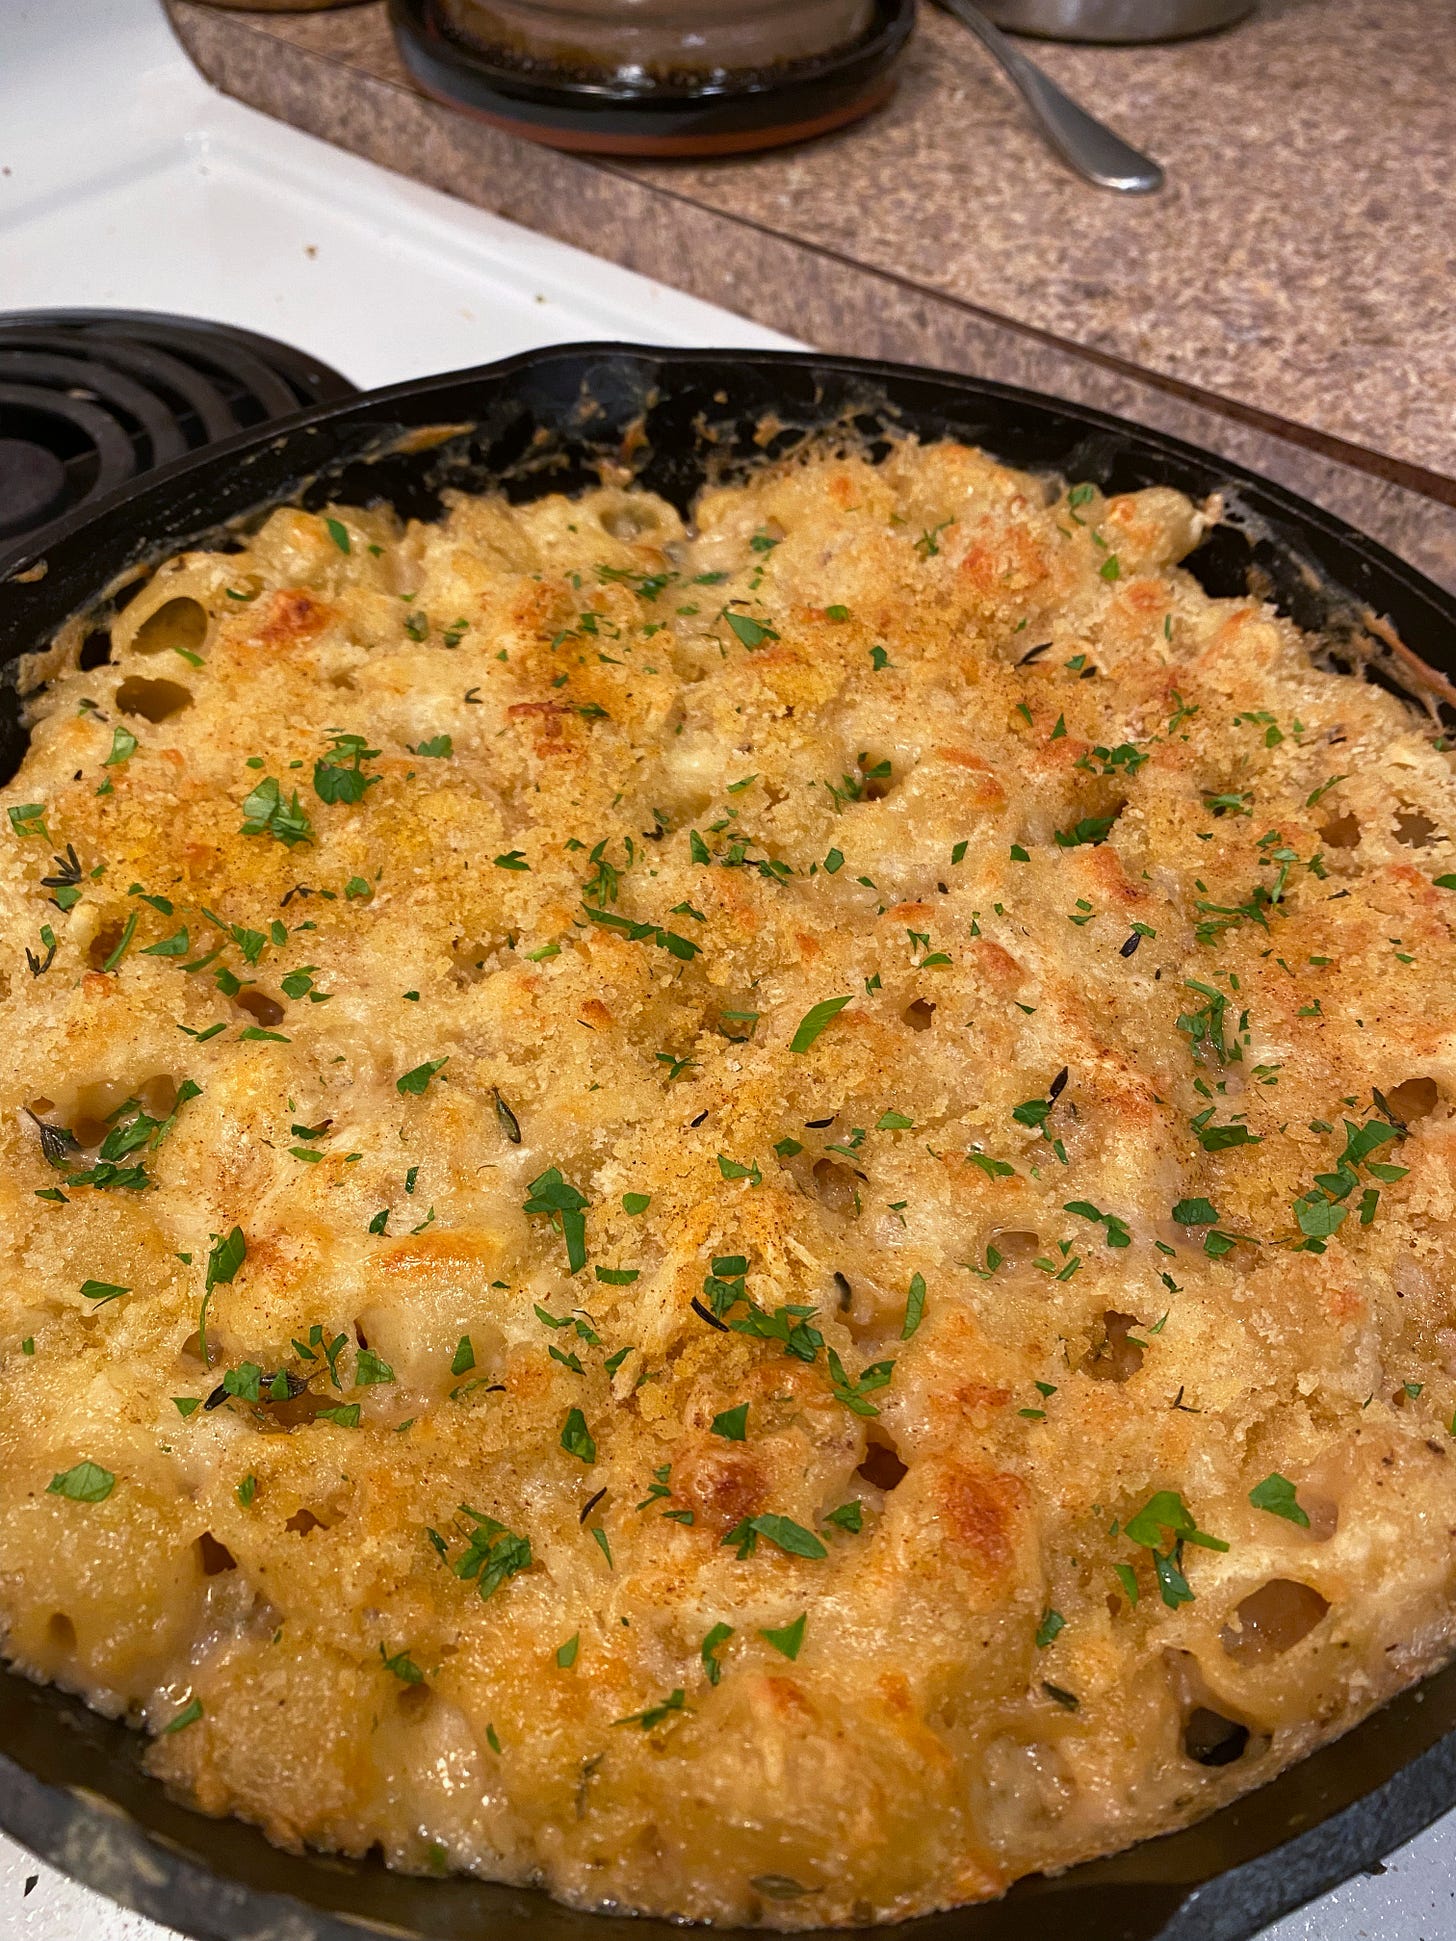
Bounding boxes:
390 0 914 154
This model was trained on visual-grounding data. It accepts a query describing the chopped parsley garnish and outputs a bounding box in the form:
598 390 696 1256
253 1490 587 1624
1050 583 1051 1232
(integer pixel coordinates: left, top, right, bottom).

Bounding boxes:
722 1513 827 1561
827 1347 894 1416
1235 708 1284 747
561 1407 597 1464
966 1152 1015 1180
1173 1197 1219 1226
164 1697 203 1734
724 612 778 650
380 1645 424 1683
59 1158 150 1192
451 1506 532 1600
1194 884 1276 946
622 1192 650 1215
701 1258 824 1364
1053 815 1117 849
901 1272 926 1338
1035 1608 1065 1648
915 519 953 557
240 776 314 848
314 730 380 805
1123 1489 1228 1609
717 1153 762 1186
789 995 852 1053
8 804 49 841
555 1635 579 1670
100 911 139 972
47 1459 114 1503
823 1500 863 1533
80 1279 129 1305
1248 1472 1309 1527
523 1167 590 1272
220 1363 265 1403
142 925 191 958
1177 981 1241 1065
397 1057 448 1096
206 1225 246 1293
293 1324 348 1389
1194 1119 1260 1153
582 904 699 961
1079 741 1147 778
325 516 351 553
761 1613 807 1661
1063 1201 1131 1248
711 1404 748 1441
701 1622 733 1685
1290 1115 1406 1251
614 1688 686 1730
1012 1092 1068 1164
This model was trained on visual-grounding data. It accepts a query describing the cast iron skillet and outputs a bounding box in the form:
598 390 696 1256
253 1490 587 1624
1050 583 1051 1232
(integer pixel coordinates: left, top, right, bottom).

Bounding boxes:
2 346 1455 1941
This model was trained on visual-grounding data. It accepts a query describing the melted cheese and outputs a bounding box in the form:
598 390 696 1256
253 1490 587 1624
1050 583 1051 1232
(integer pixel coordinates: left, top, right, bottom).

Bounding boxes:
3 443 1456 1926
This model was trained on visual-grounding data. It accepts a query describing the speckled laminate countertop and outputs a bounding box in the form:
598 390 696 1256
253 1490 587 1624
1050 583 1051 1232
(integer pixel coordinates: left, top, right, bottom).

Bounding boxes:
165 0 1456 589
632 0 1455 486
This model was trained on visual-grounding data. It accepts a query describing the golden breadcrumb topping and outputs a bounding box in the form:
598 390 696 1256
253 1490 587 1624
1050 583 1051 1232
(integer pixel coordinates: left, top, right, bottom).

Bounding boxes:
3 442 1456 1926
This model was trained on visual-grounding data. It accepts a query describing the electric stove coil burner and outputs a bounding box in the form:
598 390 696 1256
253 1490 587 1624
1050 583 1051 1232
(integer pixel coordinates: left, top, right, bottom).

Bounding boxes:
0 311 357 558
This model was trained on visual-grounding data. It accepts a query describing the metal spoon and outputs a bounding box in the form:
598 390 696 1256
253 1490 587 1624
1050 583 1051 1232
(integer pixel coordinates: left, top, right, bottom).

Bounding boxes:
934 0 1165 194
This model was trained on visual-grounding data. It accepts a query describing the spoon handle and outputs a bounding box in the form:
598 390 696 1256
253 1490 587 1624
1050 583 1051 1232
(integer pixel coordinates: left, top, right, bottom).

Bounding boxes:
935 0 1165 194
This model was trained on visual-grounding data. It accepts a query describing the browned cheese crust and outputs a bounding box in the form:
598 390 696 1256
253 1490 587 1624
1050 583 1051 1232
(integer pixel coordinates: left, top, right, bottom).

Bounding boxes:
3 442 1456 1927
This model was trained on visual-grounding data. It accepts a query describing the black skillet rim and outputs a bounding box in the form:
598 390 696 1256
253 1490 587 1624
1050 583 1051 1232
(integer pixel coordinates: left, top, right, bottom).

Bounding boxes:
1 343 1455 1941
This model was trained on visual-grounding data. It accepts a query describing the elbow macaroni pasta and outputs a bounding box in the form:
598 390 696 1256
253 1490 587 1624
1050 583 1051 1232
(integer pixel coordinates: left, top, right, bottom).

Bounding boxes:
2 442 1455 1924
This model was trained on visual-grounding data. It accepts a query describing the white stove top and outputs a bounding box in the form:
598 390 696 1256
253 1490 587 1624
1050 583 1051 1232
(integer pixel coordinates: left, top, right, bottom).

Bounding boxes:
1 0 794 390
0 4 1452 1937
